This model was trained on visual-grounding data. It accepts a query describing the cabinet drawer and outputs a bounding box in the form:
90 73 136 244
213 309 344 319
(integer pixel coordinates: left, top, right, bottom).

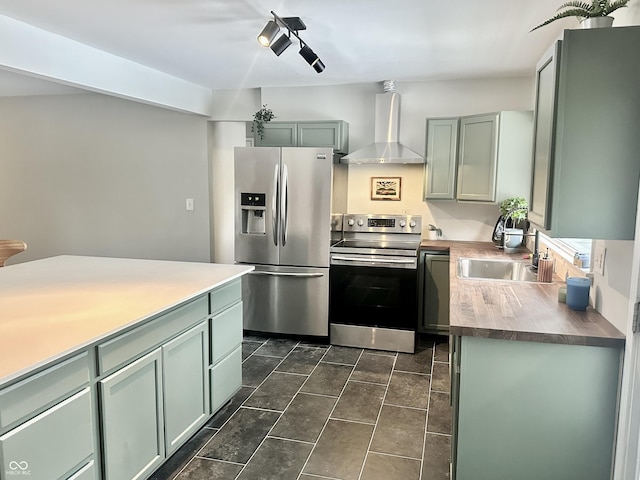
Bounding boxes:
68 460 96 480
210 346 242 413
211 302 243 365
210 279 241 316
0 353 90 429
98 296 208 374
0 388 94 480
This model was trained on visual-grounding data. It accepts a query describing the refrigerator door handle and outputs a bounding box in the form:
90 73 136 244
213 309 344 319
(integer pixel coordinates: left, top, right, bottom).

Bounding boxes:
249 271 324 278
281 163 289 246
272 163 279 246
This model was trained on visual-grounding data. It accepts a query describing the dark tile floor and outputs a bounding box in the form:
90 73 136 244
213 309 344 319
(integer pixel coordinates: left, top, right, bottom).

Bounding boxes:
151 335 452 480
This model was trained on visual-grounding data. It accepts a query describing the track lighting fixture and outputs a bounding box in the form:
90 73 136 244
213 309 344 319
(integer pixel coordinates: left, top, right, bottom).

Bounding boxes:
257 11 325 73
270 34 292 56
299 45 325 73
257 20 279 47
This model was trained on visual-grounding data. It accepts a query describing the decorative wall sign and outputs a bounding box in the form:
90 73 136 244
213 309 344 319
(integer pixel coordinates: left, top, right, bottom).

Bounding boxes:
371 177 401 201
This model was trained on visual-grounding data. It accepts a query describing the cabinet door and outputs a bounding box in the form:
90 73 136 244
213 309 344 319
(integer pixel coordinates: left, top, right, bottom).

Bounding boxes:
100 349 164 480
163 322 209 456
456 337 620 480
255 123 297 147
210 346 242 413
425 118 459 200
0 388 94 480
421 254 450 334
529 42 560 230
297 121 348 152
456 114 499 202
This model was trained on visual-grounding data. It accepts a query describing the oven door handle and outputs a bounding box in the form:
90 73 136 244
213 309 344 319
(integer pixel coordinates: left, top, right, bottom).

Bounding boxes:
331 255 416 265
249 271 324 278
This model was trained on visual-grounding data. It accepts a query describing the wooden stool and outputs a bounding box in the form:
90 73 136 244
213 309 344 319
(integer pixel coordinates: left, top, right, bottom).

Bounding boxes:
0 240 27 267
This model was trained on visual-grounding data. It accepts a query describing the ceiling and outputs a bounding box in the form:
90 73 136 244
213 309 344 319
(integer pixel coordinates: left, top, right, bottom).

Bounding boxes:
0 0 575 93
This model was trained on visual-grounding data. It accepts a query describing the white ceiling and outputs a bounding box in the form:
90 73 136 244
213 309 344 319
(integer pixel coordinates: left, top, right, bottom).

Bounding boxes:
0 0 576 93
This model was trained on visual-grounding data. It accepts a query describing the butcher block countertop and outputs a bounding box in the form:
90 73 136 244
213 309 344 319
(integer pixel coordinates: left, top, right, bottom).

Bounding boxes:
0 255 254 386
420 240 625 348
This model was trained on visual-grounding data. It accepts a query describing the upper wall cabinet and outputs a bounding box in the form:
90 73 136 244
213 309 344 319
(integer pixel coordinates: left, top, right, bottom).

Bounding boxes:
530 26 640 240
255 121 349 153
425 111 533 203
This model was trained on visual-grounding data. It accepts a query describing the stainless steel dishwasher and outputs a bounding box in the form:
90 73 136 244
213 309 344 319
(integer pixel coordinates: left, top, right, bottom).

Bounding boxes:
417 249 450 335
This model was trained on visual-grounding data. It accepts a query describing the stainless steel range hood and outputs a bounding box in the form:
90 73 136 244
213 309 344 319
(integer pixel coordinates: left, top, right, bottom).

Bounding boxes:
341 81 423 164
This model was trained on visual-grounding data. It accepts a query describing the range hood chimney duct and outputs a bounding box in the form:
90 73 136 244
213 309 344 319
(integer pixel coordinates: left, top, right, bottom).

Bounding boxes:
341 80 424 164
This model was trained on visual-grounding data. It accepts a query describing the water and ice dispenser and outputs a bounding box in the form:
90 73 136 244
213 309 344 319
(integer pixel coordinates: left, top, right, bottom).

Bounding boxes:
240 193 266 235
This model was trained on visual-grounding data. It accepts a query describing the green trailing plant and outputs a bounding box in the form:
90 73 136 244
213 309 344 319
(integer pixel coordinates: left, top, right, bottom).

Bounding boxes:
499 197 529 227
531 0 630 31
252 104 275 140
428 224 443 237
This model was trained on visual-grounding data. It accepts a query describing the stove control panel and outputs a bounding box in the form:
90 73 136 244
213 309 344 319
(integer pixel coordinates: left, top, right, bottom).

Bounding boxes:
343 214 422 234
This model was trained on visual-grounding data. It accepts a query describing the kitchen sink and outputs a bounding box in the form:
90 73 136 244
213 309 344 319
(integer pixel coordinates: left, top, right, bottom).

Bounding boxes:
457 257 538 282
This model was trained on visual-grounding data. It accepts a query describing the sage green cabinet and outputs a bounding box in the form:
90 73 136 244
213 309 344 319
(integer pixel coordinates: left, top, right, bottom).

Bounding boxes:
417 251 450 334
100 320 210 479
210 301 243 412
255 122 297 147
425 111 532 203
530 26 640 239
163 322 210 456
0 388 95 480
452 336 621 480
424 118 459 199
100 349 164 480
256 121 349 153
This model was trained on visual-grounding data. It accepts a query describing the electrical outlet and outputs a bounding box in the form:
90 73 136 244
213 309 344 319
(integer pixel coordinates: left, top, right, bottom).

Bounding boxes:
186 198 194 211
592 243 606 275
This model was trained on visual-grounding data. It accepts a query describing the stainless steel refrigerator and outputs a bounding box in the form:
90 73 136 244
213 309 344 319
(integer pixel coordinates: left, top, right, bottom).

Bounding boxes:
234 146 347 337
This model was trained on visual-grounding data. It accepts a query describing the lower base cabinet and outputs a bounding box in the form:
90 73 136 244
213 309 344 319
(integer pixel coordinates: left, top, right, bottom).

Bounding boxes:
211 346 242 412
452 336 621 480
100 321 210 480
100 349 165 480
0 388 95 480
163 323 210 456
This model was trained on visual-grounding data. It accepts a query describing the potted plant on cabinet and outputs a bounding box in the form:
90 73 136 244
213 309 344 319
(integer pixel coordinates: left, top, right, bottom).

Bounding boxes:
252 104 275 140
494 197 529 251
531 0 631 31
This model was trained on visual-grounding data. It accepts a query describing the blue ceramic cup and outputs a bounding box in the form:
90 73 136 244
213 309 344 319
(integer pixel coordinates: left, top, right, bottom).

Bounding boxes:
566 277 590 311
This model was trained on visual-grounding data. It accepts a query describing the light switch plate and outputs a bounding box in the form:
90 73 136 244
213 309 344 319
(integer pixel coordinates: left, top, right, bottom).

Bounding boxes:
592 243 606 275
186 198 194 211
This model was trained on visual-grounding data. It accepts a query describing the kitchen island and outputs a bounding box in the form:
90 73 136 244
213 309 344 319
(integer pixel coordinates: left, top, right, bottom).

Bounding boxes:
421 241 624 480
0 255 253 480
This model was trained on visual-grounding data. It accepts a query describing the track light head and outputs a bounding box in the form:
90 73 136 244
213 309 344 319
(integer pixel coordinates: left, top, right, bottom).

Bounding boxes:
259 11 325 73
257 20 279 47
299 45 325 73
270 34 292 56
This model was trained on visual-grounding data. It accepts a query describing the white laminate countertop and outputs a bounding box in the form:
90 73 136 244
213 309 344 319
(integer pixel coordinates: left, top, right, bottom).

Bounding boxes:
0 255 254 386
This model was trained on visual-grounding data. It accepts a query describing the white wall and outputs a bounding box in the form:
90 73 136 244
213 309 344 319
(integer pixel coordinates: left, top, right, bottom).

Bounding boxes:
0 93 211 264
209 121 246 263
259 77 534 240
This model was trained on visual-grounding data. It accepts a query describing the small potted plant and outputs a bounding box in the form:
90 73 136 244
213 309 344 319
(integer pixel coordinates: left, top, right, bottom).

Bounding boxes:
531 0 630 31
499 197 529 251
252 104 275 140
427 224 443 241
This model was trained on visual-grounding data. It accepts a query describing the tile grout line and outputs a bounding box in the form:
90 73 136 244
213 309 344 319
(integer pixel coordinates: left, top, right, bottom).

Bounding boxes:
165 334 268 480
419 340 437 480
230 338 309 479
233 340 350 480
356 353 397 480
295 348 365 480
175 337 296 480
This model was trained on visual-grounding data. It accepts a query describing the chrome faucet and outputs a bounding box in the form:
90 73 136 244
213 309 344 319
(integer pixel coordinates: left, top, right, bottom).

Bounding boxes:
500 228 540 269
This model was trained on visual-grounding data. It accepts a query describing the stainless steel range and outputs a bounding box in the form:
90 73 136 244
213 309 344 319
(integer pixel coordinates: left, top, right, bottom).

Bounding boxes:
329 214 422 353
